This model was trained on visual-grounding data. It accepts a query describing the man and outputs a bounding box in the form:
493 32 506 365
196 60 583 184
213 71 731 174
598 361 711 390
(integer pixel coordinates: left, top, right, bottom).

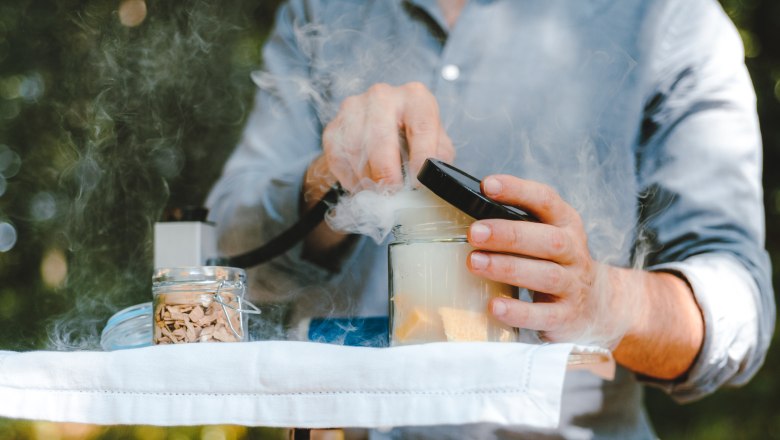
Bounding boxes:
207 0 775 437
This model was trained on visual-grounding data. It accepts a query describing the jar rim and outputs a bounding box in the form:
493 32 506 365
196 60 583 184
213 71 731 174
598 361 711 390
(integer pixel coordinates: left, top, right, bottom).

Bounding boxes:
152 266 246 284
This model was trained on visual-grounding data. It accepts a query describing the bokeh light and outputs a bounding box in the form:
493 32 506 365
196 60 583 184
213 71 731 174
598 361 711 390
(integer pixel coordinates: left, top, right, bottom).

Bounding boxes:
0 222 17 252
150 145 184 179
202 426 229 440
118 0 147 28
30 192 57 222
40 247 67 289
31 421 103 440
0 75 23 100
0 144 21 178
19 72 45 102
774 79 780 104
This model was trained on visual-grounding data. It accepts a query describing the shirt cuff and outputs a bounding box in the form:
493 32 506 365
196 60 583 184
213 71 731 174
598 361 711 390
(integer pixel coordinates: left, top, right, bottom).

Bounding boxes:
641 253 760 403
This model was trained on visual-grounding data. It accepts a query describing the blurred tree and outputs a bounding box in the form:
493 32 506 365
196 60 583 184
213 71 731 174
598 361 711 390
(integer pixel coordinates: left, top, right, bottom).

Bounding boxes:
0 0 282 350
0 0 777 438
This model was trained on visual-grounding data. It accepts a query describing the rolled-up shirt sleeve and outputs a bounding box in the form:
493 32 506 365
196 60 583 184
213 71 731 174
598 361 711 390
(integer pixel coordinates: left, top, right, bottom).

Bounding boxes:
636 0 775 402
206 0 351 296
648 254 763 402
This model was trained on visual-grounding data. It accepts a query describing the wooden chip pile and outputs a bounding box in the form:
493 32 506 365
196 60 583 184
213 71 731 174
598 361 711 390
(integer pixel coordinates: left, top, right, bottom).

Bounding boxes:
153 291 244 344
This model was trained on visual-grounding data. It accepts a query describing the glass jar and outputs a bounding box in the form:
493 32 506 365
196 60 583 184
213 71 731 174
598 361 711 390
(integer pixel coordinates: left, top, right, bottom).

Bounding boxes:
388 190 518 346
152 266 248 344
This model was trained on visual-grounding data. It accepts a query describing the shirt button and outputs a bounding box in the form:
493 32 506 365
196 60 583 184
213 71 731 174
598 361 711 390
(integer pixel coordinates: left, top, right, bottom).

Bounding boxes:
441 64 460 81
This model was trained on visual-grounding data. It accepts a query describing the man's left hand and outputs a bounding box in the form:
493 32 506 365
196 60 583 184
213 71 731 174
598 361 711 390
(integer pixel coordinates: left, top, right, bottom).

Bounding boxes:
466 174 633 345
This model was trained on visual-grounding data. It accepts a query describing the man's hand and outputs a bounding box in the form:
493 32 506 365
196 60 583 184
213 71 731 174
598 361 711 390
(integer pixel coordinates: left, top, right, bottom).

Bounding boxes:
302 82 454 261
467 175 704 379
309 82 454 196
465 175 615 343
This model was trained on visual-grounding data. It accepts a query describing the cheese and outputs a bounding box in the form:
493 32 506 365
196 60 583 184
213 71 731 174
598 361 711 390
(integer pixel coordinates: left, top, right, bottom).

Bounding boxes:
438 307 489 342
392 301 446 344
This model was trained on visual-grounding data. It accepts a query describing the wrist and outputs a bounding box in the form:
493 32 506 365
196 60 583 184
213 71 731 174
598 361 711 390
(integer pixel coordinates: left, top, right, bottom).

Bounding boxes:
612 270 704 380
301 154 350 265
302 154 338 212
610 266 653 349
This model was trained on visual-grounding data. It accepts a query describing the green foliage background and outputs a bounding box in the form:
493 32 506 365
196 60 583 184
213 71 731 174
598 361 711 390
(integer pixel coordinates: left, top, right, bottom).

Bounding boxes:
0 0 777 438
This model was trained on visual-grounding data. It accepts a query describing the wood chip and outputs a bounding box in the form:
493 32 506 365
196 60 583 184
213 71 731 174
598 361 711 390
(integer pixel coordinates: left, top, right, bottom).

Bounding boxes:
153 291 244 345
189 306 204 321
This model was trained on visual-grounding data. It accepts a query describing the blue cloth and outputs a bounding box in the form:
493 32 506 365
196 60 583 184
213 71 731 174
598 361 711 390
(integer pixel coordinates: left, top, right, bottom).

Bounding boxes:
307 317 389 347
207 0 775 438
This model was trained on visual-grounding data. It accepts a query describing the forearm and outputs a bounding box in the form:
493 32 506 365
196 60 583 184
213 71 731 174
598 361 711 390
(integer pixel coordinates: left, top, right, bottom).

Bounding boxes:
611 267 704 380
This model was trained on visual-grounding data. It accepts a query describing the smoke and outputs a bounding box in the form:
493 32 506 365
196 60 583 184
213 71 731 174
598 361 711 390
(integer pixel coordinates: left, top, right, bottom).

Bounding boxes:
255 2 650 349
325 183 455 244
325 188 400 244
42 1 655 351
45 0 270 350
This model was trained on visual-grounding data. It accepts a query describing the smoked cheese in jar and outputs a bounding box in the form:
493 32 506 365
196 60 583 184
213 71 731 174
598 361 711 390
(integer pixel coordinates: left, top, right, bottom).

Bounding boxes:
388 188 518 346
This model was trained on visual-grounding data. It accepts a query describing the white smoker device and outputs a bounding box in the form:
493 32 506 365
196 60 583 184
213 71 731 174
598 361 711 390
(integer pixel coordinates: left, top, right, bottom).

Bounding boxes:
153 207 217 268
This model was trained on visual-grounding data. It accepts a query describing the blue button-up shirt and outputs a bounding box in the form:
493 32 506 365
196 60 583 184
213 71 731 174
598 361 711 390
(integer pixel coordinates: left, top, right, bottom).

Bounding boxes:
207 0 775 437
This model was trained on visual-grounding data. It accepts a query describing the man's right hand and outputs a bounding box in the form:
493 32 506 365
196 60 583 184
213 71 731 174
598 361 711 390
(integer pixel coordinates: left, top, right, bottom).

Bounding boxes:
301 82 454 263
306 81 455 198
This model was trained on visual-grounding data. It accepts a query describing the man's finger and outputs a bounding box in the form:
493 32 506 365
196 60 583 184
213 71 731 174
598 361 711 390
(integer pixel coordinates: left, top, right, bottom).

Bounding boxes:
401 82 441 178
467 251 572 295
481 175 577 227
322 114 360 191
488 297 564 332
468 220 576 265
436 126 456 163
364 83 404 186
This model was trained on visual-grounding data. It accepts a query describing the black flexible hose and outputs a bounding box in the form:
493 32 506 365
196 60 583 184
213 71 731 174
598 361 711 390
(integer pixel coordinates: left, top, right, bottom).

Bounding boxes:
209 185 344 269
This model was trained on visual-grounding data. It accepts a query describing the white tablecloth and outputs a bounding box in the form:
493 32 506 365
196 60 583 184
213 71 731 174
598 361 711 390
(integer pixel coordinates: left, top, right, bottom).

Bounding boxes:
0 341 595 429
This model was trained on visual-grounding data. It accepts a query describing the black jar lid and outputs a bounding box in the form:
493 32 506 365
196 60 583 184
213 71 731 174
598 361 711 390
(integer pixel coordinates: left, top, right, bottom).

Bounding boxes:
417 158 537 222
